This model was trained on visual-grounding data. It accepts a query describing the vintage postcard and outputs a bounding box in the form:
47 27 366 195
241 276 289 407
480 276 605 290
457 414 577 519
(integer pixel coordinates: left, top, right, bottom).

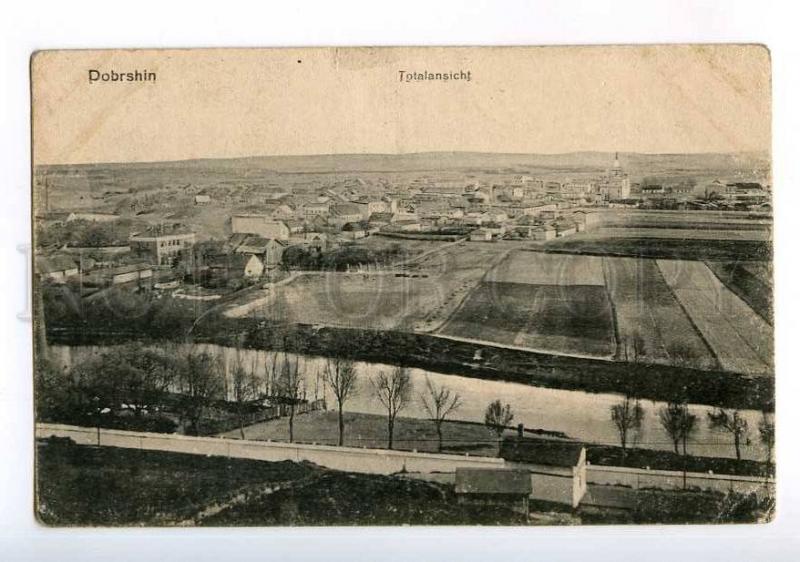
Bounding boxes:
31 46 773 526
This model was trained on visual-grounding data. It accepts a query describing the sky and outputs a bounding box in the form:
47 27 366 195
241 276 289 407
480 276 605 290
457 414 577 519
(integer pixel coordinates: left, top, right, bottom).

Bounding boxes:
31 45 771 165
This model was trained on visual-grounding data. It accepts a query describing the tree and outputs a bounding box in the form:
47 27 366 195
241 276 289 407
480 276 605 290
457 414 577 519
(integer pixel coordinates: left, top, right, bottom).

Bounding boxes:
275 354 303 443
707 408 749 461
658 401 698 455
484 400 514 454
114 344 177 418
610 396 645 463
175 350 224 435
230 353 261 440
322 357 359 446
757 411 775 473
420 377 462 453
371 367 413 450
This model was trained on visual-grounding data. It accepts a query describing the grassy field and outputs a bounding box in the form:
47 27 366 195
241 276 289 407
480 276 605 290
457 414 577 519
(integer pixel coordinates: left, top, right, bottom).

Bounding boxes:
488 251 606 286
706 260 773 324
545 235 772 261
603 257 717 369
657 260 773 375
440 281 616 358
220 410 503 456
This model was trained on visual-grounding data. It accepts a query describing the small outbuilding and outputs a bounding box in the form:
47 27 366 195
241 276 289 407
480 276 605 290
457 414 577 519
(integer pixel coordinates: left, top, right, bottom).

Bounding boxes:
454 468 532 516
500 437 587 508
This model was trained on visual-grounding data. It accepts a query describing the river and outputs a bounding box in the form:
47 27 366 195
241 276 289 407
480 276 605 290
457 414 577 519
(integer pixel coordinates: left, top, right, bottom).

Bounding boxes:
48 343 770 461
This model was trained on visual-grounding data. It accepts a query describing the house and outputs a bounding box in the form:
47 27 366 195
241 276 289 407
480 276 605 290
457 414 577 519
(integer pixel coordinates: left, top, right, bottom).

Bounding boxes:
227 234 288 269
342 222 368 239
206 253 264 283
129 227 196 266
500 437 587 508
230 215 290 241
269 204 297 221
640 184 666 196
303 202 330 218
454 468 532 516
328 203 364 227
367 212 394 228
35 255 79 283
284 219 305 234
303 232 329 251
194 194 211 205
469 228 493 242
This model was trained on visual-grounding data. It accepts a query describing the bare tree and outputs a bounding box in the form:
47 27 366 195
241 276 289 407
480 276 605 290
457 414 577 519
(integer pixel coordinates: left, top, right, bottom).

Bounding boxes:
758 411 775 473
275 354 303 443
420 377 462 453
484 400 514 455
707 408 749 461
322 357 359 446
658 401 697 455
230 352 261 440
176 350 224 436
371 367 413 450
610 396 645 463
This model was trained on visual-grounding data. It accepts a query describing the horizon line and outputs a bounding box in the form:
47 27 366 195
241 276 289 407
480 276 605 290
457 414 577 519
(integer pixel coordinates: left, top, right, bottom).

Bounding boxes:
34 148 771 169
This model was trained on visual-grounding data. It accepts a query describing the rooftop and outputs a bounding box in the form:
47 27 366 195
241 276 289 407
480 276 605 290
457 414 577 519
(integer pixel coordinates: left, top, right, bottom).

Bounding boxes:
454 468 532 496
499 438 584 468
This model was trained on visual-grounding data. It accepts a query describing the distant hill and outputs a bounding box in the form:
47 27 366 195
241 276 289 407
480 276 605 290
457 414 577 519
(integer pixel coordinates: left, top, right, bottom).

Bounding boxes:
38 150 770 176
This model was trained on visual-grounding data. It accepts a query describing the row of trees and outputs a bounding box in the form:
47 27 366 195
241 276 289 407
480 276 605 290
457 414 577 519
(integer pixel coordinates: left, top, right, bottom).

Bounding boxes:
610 395 774 466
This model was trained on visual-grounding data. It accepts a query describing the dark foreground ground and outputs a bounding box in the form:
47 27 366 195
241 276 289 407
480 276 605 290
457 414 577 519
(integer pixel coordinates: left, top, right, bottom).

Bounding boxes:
35 438 527 526
36 438 773 526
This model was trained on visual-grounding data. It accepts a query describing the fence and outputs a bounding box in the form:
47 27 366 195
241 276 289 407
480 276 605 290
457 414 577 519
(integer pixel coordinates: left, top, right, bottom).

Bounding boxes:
35 423 774 500
586 464 774 498
36 423 504 475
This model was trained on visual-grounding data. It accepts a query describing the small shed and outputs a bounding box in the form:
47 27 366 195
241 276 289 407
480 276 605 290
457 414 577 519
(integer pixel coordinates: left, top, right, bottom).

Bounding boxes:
500 437 587 508
455 468 532 515
469 228 492 242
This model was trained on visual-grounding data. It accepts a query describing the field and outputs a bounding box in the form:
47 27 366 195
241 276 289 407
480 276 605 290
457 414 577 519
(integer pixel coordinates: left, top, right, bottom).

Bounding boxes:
440 252 617 358
545 235 772 261
706 260 773 324
441 281 616 357
603 257 717 369
437 249 772 375
657 260 773 375
236 242 504 332
221 410 502 456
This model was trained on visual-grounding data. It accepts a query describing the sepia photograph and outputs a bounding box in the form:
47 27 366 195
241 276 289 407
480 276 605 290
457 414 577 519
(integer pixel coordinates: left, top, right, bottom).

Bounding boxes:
30 45 774 527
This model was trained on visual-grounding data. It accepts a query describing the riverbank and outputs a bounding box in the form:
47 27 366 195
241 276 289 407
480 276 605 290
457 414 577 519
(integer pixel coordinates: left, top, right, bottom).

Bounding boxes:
46 318 774 411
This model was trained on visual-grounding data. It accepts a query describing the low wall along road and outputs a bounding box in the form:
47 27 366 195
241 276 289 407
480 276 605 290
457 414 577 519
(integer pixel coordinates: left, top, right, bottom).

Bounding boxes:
36 423 774 502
